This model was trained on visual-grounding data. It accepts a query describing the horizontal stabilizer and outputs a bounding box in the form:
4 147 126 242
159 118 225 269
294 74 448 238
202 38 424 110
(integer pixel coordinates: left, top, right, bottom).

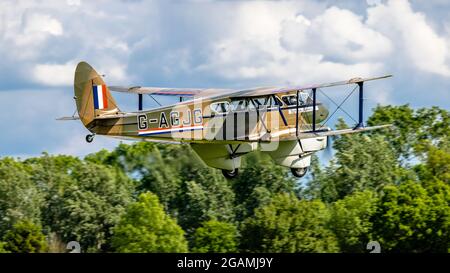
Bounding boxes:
93 113 135 120
56 116 80 121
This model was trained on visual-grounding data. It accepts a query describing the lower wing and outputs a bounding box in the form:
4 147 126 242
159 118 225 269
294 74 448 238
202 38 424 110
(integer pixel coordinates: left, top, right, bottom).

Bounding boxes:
276 124 392 141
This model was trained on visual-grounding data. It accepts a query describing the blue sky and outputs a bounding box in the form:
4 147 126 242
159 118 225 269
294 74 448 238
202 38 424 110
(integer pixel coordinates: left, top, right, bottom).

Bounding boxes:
0 0 449 158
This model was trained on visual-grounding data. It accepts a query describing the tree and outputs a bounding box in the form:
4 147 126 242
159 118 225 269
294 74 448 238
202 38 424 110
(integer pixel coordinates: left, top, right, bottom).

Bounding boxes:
111 192 188 253
86 142 181 210
305 119 399 202
240 193 339 253
329 191 378 252
2 220 48 253
233 152 297 220
26 156 135 252
176 168 236 232
138 147 182 210
0 158 43 236
85 142 156 176
191 220 238 253
86 143 207 216
372 180 450 252
86 142 237 239
415 145 450 184
0 242 10 253
368 105 449 162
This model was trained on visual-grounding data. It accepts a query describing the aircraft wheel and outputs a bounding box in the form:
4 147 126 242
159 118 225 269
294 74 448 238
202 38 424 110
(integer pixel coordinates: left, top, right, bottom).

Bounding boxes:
291 167 308 178
85 134 95 143
222 168 239 179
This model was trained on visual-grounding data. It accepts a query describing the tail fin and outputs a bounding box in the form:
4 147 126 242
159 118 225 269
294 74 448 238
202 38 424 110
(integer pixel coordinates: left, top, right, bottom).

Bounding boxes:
74 62 119 131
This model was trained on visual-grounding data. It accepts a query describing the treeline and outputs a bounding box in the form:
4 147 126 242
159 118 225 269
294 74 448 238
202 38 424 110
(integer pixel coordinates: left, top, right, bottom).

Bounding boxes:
0 105 448 253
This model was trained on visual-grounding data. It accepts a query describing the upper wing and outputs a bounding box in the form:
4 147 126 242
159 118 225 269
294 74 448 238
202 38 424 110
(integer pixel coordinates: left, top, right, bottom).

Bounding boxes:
224 75 392 99
109 86 233 97
109 74 391 100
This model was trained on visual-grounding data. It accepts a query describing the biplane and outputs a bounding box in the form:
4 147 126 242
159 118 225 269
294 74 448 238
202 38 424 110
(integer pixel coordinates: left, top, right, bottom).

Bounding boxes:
59 62 392 178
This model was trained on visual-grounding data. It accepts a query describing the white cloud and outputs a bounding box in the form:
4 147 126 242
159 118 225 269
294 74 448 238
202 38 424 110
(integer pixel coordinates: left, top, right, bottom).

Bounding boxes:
100 63 127 83
200 0 450 90
32 60 127 87
33 62 75 86
366 0 381 6
281 7 393 62
201 3 388 84
67 0 81 7
367 0 450 76
24 13 63 36
0 0 449 159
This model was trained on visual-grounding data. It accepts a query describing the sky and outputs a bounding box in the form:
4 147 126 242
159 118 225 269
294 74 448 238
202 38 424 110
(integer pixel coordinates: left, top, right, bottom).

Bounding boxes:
0 0 449 158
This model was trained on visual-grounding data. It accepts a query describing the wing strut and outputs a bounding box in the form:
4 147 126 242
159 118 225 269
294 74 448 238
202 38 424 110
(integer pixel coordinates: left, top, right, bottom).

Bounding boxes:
356 82 364 129
295 90 299 137
312 88 317 132
138 94 143 111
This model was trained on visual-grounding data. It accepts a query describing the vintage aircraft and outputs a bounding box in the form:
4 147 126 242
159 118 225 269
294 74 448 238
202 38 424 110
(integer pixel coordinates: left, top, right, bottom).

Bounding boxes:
59 62 391 178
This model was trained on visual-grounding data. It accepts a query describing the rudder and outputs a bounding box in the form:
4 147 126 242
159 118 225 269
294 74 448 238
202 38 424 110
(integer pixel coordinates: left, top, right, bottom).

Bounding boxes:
74 62 119 131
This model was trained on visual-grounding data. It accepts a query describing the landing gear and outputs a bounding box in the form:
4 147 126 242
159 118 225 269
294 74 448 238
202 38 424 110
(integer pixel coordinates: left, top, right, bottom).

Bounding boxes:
222 168 239 179
291 167 308 178
85 134 95 143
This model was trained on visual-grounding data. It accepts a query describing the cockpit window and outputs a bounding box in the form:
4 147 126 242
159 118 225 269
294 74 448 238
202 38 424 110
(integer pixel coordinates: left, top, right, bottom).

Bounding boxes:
210 101 230 114
282 92 310 106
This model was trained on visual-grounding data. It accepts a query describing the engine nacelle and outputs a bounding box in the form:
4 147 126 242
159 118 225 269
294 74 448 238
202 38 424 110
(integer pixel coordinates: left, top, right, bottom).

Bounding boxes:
190 143 257 171
263 137 327 168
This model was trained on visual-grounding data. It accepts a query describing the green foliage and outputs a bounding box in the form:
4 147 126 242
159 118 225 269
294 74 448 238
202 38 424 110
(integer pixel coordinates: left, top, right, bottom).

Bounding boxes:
138 146 182 210
233 152 297 220
2 220 48 253
372 180 450 252
415 145 450 184
240 193 339 253
0 158 43 236
177 168 236 232
191 220 238 253
368 105 449 162
86 142 181 209
306 119 399 202
86 142 236 233
25 154 134 252
0 105 448 253
0 242 10 253
329 191 378 252
111 192 188 253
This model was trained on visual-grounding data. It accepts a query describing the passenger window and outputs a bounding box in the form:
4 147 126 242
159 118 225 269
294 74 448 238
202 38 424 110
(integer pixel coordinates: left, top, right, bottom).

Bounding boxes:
282 96 296 105
274 96 283 106
210 102 230 114
247 100 256 110
253 97 266 107
230 100 247 111
299 92 309 104
267 96 282 108
251 96 277 108
282 92 310 105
